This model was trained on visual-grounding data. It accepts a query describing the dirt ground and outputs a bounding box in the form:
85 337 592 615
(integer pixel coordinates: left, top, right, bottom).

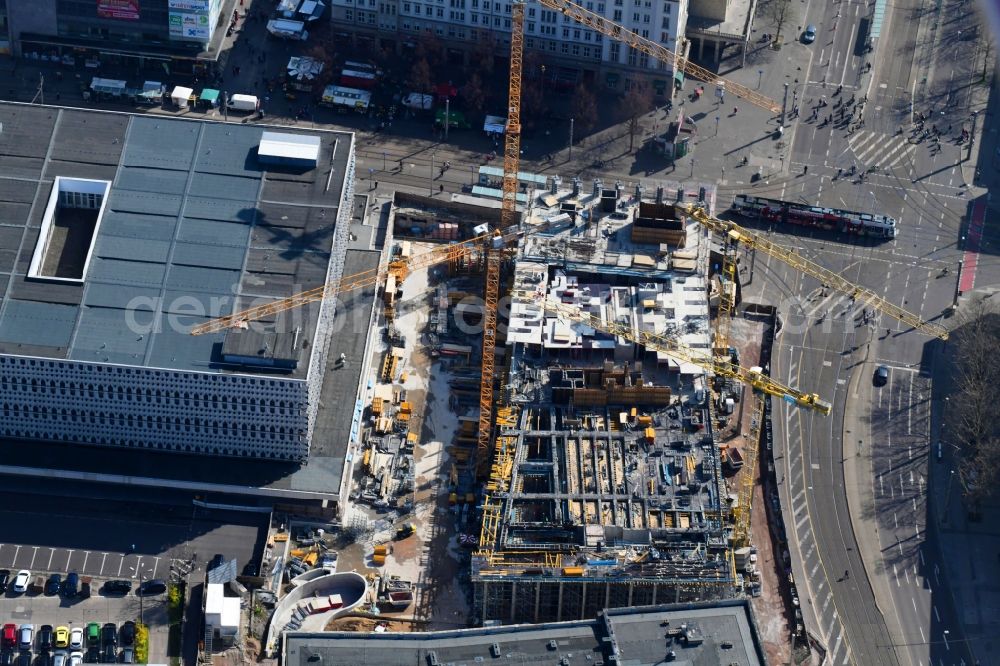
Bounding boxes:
727 316 794 665
334 247 473 630
324 616 416 632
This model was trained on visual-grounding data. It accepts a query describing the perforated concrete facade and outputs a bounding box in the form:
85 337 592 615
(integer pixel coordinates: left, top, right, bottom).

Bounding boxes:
0 355 310 459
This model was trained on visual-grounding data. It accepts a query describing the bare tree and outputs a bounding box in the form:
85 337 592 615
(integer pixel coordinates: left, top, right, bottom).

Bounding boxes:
408 58 433 93
982 35 994 81
470 31 498 77
618 81 654 152
571 84 599 135
947 297 1000 508
462 73 487 116
520 51 548 129
764 0 792 44
416 31 445 68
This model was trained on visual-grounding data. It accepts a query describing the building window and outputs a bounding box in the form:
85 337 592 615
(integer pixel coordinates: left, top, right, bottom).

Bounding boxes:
571 43 580 55
527 21 535 31
561 42 569 53
562 27 569 37
597 2 604 10
503 17 510 26
632 12 639 21
642 13 649 22
627 45 637 65
609 41 620 62
573 28 580 38
437 7 443 16
527 6 534 15
613 9 621 20
345 9 353 19
641 28 648 37
639 51 649 67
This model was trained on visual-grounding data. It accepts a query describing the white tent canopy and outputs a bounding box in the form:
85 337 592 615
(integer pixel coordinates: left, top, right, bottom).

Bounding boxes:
171 86 194 106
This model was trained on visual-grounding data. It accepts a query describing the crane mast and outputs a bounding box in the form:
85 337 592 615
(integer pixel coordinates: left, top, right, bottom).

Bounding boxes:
477 0 525 478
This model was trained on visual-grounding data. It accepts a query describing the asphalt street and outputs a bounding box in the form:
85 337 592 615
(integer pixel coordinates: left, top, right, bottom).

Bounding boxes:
750 0 996 662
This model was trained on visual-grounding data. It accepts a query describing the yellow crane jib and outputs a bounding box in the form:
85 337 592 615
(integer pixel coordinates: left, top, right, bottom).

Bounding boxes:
537 0 781 114
188 229 510 336
684 205 950 341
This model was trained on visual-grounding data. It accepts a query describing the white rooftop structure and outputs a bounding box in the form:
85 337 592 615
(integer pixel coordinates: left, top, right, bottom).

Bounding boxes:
206 583 241 638
258 131 321 167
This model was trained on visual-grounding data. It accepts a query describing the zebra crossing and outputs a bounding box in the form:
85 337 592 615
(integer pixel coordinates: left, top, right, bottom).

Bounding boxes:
847 130 916 170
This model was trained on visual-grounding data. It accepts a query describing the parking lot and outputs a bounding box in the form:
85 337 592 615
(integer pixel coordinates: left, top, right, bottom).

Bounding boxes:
0 590 166 664
0 548 164 584
0 489 269 663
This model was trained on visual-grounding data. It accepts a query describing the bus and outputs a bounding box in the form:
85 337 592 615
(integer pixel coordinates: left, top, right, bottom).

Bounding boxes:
320 85 371 112
731 194 898 238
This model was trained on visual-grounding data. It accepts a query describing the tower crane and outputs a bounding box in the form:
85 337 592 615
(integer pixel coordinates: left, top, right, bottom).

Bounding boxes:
476 0 526 478
520 294 833 415
189 229 507 336
685 205 950 340
536 0 781 113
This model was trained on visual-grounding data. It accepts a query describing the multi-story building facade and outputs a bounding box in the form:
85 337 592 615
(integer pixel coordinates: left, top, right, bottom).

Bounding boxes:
4 0 233 74
329 0 689 93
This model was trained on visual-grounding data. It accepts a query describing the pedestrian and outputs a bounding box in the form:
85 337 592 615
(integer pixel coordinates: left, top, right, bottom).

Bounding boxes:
375 181 379 189
439 184 444 193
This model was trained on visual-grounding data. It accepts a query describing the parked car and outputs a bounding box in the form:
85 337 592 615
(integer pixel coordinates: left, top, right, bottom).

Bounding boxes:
873 364 889 386
36 653 53 666
54 627 70 650
0 653 13 666
52 652 67 666
14 653 29 666
62 573 79 598
138 579 166 596
120 648 134 664
69 627 83 651
0 570 10 593
99 646 114 665
118 623 135 649
83 648 98 664
17 625 32 651
1 625 16 648
69 652 83 666
38 625 54 651
11 571 30 594
85 624 99 649
101 580 131 596
802 24 817 43
45 574 62 596
100 625 115 650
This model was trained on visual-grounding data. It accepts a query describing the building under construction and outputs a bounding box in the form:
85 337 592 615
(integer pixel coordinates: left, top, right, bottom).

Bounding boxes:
472 181 741 625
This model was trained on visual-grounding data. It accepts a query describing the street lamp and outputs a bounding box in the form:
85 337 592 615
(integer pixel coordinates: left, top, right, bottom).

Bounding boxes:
943 469 956 525
757 69 763 90
715 115 720 137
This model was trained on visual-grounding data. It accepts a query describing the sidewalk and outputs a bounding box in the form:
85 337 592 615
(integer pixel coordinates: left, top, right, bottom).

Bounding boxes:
927 296 1000 666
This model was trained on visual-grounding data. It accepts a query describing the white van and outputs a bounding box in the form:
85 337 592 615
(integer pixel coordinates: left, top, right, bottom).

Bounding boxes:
227 94 259 112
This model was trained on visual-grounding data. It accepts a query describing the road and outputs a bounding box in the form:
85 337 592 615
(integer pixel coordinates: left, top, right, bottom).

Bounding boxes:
742 0 996 663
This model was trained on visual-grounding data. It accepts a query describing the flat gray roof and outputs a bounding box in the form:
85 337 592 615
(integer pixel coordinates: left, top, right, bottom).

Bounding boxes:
0 103 353 379
283 601 765 666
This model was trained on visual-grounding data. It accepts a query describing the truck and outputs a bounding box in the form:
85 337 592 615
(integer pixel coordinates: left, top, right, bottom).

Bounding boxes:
227 94 259 112
402 92 433 111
